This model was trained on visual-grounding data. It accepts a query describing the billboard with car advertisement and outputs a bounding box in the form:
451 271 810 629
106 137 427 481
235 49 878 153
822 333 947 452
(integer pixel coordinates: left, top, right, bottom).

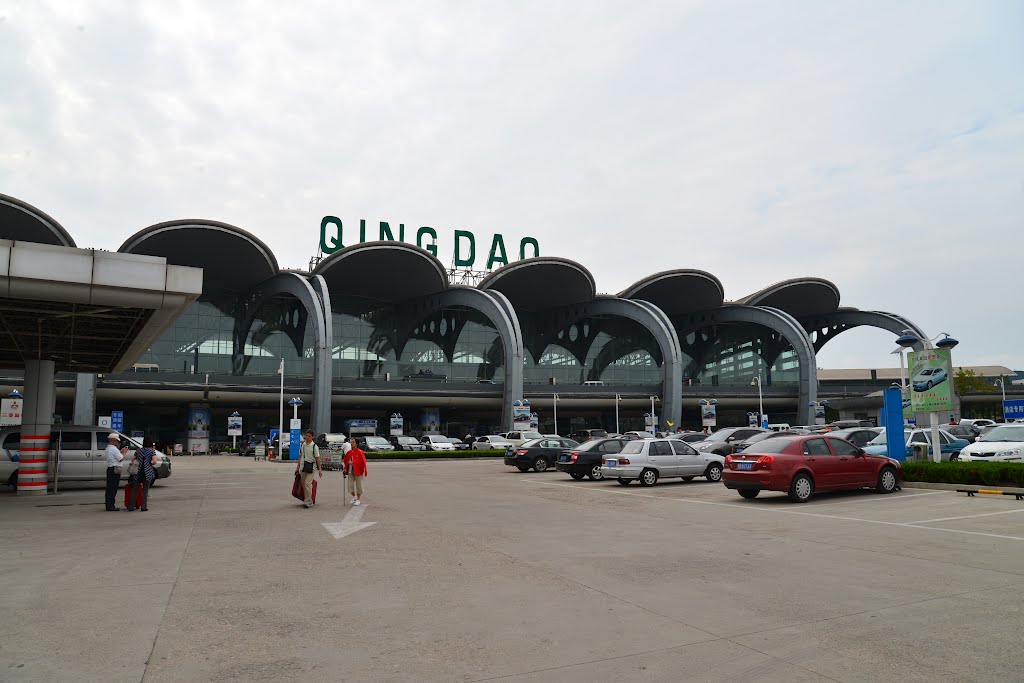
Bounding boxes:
512 400 531 431
908 348 954 413
701 405 717 427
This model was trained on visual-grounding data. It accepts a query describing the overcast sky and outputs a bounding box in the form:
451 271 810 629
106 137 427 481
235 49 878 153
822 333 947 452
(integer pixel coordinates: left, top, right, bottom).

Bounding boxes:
2 1 1021 370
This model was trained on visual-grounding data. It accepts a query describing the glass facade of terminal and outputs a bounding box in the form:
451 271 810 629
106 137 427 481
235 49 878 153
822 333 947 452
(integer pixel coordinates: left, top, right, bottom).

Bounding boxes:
682 324 799 387
331 302 504 382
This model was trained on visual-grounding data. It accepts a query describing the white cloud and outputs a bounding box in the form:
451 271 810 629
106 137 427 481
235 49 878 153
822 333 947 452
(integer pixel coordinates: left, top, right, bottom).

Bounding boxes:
1 0 1021 368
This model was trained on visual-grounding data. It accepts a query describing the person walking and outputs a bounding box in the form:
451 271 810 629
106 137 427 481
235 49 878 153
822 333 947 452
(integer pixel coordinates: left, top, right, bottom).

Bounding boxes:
132 439 160 512
343 436 368 506
104 433 126 511
294 429 322 508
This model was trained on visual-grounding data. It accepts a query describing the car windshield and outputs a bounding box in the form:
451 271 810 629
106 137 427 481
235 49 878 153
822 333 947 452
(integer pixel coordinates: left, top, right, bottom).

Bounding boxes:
428 435 448 442
397 437 417 444
520 432 542 439
489 436 509 443
744 437 798 454
447 438 461 443
520 439 545 448
705 429 739 442
590 429 608 437
619 440 645 454
868 429 887 445
743 431 780 445
366 437 390 445
575 439 604 452
980 426 1024 442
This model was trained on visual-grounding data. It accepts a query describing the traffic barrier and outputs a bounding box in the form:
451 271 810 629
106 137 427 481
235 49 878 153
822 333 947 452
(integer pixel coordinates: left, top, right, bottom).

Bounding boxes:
957 488 1024 500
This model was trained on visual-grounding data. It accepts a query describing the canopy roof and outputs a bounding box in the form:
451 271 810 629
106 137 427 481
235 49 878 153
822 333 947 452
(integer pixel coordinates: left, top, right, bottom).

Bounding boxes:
119 220 278 293
479 257 596 312
619 269 724 316
738 278 840 317
0 193 76 247
313 241 448 305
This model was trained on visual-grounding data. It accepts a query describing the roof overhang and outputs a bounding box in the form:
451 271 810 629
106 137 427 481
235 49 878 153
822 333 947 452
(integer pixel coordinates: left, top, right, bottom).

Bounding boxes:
0 240 203 372
0 193 76 247
479 257 596 312
119 220 278 293
738 278 840 317
313 241 448 306
619 269 724 316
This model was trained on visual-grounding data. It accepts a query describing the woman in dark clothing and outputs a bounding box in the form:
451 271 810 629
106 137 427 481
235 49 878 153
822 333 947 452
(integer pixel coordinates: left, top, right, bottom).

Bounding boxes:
133 439 159 511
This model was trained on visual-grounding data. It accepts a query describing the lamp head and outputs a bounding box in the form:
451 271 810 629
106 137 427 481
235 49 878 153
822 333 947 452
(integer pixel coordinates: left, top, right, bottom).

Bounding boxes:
697 399 708 406
710 399 719 406
935 335 959 349
895 334 920 348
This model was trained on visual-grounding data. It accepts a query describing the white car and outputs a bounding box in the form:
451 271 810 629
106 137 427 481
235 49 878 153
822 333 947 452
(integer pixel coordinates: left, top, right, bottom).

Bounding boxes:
600 438 725 486
911 367 948 392
420 434 455 451
505 431 543 448
957 424 1024 462
472 435 513 450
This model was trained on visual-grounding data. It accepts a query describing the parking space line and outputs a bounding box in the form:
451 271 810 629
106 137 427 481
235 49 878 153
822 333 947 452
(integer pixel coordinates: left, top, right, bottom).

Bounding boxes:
821 491 946 504
527 481 1024 542
907 508 1024 525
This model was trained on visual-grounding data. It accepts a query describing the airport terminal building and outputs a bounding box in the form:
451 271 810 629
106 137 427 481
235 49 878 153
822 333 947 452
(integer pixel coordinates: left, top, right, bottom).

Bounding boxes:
1 193 1011 447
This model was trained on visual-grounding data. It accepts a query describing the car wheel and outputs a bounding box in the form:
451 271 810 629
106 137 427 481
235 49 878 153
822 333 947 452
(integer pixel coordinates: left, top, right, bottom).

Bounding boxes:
616 478 632 486
876 466 898 494
517 466 530 472
949 453 959 462
705 463 723 482
788 472 814 503
738 489 759 499
533 457 549 472
926 380 933 389
569 471 585 480
588 465 604 481
639 468 658 487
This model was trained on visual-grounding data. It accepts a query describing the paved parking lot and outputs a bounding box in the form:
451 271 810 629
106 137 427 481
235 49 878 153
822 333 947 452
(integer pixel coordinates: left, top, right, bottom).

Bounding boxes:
2 457 1023 682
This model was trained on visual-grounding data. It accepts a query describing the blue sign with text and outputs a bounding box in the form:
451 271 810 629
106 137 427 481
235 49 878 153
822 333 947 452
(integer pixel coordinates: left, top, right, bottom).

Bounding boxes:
1003 400 1024 419
111 411 124 431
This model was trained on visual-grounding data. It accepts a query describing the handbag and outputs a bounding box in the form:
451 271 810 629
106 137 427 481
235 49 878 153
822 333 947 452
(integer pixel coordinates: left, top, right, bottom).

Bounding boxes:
302 460 314 474
128 461 140 476
112 465 122 475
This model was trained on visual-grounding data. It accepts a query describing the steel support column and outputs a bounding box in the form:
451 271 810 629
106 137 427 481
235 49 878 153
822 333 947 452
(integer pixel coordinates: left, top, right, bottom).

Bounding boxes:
18 359 55 495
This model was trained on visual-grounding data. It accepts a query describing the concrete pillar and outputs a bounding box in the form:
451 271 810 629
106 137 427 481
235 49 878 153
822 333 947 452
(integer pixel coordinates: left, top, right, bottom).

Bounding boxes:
73 372 97 425
18 360 56 495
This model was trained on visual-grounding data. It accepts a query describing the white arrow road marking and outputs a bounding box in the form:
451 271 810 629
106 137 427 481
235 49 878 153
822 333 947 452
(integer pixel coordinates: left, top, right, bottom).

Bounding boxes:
321 504 376 539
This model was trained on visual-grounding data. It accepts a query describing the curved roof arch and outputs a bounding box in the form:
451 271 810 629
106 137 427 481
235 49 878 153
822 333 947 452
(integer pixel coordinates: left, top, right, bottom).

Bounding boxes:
0 192 76 247
313 240 448 305
119 219 279 293
478 257 596 312
619 269 724 317
738 277 840 317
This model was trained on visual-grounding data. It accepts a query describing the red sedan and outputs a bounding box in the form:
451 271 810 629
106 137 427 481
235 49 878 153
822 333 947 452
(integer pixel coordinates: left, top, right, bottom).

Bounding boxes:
722 435 902 503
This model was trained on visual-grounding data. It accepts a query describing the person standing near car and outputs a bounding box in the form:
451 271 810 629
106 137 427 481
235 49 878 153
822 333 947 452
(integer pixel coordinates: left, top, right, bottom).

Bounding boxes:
104 433 127 511
294 429 322 508
343 436 368 506
134 439 159 511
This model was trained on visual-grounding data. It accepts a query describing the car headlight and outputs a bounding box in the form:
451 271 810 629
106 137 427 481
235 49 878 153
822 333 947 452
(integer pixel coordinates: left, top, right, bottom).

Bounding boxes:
996 449 1021 458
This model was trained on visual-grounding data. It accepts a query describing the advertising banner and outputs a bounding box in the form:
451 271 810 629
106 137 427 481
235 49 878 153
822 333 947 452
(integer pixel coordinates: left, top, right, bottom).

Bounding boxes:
1003 399 1024 420
512 400 531 431
701 405 717 428
390 414 404 436
344 419 377 435
420 408 440 433
644 413 657 432
111 411 124 432
0 397 22 426
908 348 954 413
187 407 210 438
529 412 539 431
814 405 826 425
747 412 758 427
228 415 242 436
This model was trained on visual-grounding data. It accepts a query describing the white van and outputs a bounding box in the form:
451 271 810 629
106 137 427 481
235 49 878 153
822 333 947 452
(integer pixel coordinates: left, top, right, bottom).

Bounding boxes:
0 426 170 487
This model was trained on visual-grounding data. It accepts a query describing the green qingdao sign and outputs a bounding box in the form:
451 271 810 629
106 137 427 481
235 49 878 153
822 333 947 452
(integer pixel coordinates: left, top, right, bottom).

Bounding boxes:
908 348 954 413
320 217 540 269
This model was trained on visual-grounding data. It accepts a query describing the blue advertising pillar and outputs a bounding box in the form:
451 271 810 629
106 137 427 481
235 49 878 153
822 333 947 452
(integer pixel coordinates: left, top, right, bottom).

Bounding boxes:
881 386 907 461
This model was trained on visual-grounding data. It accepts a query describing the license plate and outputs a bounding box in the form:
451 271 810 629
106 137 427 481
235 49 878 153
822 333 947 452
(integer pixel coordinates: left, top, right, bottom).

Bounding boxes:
737 462 753 471
605 459 617 467
559 455 568 462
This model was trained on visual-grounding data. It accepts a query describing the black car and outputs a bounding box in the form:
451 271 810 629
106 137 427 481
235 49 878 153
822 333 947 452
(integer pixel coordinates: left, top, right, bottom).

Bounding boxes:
555 437 628 480
826 427 882 448
504 437 579 472
447 437 470 450
357 436 395 452
568 429 609 443
388 435 426 451
943 424 977 444
694 427 768 456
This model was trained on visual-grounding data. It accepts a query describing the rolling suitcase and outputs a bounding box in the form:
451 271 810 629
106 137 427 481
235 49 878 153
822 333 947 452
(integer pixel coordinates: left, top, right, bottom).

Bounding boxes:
124 481 141 510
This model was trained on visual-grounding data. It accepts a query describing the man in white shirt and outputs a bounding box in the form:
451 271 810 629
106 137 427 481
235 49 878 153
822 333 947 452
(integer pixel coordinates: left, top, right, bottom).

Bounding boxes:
104 432 126 511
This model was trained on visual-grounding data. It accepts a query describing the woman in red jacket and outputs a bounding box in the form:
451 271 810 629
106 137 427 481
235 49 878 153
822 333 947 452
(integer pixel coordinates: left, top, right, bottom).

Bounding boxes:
343 437 368 506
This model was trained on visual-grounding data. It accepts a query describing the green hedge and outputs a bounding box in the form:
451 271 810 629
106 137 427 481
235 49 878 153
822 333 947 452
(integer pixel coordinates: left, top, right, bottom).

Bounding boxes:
902 461 1024 487
361 450 505 460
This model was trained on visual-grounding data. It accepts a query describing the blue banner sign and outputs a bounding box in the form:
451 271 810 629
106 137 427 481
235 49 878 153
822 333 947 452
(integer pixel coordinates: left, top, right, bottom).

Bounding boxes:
1003 400 1024 419
111 411 124 431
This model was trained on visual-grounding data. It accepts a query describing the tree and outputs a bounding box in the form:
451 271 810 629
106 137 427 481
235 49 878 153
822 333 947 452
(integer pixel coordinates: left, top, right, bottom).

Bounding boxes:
953 368 995 400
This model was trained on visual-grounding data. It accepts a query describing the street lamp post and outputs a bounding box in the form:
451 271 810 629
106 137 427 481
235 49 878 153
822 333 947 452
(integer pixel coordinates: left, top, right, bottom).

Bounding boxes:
995 377 1006 419
614 393 621 435
553 393 559 436
277 358 284 460
750 375 764 429
649 395 659 433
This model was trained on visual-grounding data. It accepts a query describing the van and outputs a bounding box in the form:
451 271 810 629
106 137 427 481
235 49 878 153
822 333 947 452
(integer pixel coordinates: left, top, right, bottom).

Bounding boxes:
0 426 170 487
